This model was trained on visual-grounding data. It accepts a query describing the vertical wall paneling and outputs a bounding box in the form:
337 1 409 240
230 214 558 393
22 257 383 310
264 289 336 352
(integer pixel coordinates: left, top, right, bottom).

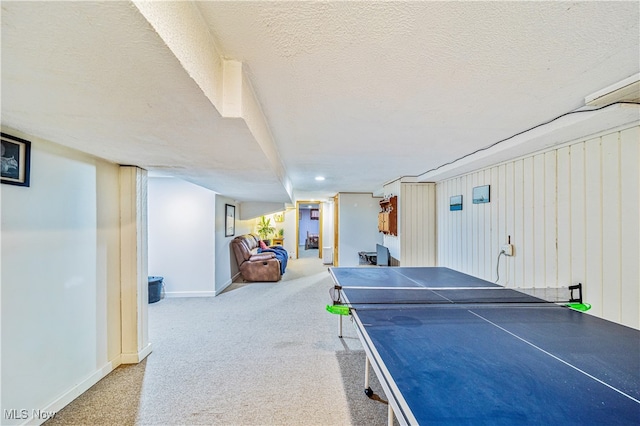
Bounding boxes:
544 151 558 288
533 154 546 288
456 178 463 270
429 184 437 265
483 170 492 280
400 183 436 266
584 138 603 315
468 173 478 276
415 185 424 264
479 172 487 278
435 125 639 329
490 167 500 282
409 184 418 265
406 183 415 265
556 147 572 288
480 172 487 276
460 175 468 272
601 132 621 322
523 157 535 287
497 165 507 283
448 181 452 268
570 143 586 290
513 160 525 287
468 174 474 273
619 126 640 327
437 181 443 265
505 162 515 285
443 180 451 267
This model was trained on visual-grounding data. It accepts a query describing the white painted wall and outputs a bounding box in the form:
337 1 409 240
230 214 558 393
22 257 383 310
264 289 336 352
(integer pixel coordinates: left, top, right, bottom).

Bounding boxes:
147 184 260 296
215 196 255 293
282 208 297 257
148 178 216 297
436 125 640 329
322 201 335 264
1 130 121 424
337 193 383 266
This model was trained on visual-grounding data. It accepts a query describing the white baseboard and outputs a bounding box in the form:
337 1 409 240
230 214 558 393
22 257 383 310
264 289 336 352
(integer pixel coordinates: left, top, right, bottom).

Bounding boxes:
121 342 153 364
23 358 122 425
214 274 239 295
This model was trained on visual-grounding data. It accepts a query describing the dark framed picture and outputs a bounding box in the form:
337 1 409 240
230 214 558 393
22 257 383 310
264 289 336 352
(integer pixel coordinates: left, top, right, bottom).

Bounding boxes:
225 204 235 237
1 133 31 187
472 185 490 204
450 195 463 211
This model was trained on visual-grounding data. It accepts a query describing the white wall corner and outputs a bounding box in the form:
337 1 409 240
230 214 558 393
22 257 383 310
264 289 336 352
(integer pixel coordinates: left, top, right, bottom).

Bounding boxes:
119 166 151 365
215 277 236 296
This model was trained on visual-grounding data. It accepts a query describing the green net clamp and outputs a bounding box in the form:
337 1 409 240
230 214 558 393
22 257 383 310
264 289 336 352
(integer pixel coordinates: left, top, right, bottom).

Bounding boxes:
326 304 350 316
565 303 592 312
564 283 591 311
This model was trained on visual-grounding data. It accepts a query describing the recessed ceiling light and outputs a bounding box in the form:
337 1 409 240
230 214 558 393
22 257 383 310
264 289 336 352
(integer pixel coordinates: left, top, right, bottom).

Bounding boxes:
315 176 325 181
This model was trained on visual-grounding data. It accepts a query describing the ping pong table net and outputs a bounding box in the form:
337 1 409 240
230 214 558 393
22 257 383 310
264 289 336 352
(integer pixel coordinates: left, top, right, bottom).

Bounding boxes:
329 283 587 311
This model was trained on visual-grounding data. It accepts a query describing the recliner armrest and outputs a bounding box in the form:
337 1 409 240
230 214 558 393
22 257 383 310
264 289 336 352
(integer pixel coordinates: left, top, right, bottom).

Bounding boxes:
249 253 276 262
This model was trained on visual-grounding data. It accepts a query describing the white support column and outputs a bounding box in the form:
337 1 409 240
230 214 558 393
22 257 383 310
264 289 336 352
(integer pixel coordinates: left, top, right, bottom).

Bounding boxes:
120 166 152 364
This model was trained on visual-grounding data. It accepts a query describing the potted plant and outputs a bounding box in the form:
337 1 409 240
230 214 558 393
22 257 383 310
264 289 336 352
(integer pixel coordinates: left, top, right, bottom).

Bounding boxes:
256 216 275 245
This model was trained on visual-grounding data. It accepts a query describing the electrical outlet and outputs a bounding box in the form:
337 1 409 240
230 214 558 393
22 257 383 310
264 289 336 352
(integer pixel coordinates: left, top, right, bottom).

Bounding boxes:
501 244 513 256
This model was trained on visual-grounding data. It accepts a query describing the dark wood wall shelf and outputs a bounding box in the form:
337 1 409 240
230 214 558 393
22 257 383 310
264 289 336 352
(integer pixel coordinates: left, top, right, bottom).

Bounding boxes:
378 196 397 236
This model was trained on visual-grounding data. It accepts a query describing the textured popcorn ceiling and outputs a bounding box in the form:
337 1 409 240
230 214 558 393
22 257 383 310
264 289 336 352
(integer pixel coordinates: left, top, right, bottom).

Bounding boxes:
2 1 639 203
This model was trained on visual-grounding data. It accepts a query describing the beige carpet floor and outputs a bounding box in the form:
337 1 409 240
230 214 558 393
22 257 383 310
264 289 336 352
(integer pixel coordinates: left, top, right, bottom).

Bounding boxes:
46 252 394 425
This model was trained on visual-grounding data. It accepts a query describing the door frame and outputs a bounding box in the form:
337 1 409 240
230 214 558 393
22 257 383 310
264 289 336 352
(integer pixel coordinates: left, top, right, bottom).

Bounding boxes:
295 200 322 260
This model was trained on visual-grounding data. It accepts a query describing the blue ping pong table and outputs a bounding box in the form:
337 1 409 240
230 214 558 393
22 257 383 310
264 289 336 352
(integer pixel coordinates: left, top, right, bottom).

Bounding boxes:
328 266 640 425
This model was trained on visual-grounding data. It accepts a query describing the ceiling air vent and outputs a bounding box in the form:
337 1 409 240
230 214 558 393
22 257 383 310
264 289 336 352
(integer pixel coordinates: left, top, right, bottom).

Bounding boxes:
585 73 640 107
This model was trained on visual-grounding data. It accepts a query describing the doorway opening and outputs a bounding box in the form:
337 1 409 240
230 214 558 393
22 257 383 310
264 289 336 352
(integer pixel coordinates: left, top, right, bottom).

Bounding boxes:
296 201 321 260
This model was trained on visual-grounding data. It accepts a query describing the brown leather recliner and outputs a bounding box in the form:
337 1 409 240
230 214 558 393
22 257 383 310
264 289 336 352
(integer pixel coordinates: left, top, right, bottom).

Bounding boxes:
231 234 281 282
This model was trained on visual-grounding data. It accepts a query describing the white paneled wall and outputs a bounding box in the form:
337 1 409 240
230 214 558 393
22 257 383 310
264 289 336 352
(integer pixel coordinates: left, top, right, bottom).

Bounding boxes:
437 126 639 329
382 181 437 266
401 183 437 266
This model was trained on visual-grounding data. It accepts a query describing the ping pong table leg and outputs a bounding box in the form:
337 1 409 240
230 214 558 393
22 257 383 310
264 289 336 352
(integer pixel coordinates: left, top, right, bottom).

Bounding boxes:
364 356 373 397
338 314 343 338
365 355 395 424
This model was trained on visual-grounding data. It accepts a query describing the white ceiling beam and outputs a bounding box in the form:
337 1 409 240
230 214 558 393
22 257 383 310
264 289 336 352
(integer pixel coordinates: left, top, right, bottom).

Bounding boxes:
133 0 293 202
132 0 225 116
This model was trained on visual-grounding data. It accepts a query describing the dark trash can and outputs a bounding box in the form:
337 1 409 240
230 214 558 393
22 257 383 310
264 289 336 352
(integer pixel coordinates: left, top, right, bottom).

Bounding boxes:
148 276 163 303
